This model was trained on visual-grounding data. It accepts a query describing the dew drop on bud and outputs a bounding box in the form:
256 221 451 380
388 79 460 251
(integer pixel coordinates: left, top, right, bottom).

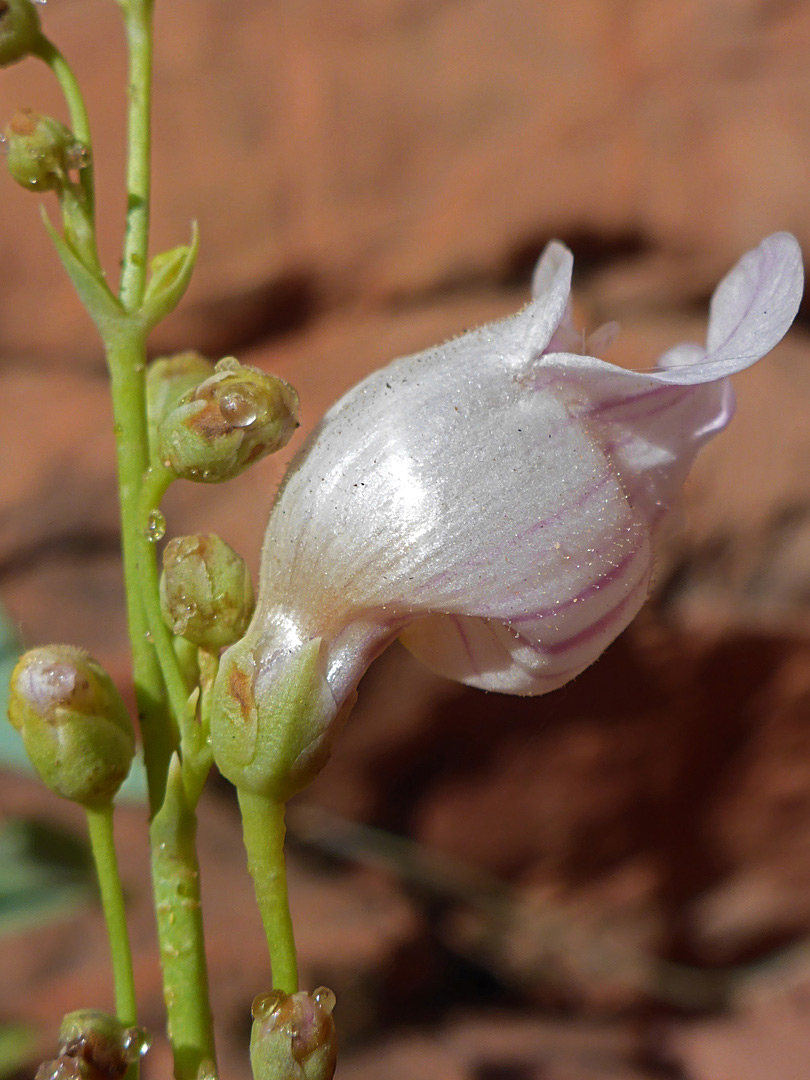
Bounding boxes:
251 990 285 1021
219 390 258 427
312 988 336 1015
145 509 166 541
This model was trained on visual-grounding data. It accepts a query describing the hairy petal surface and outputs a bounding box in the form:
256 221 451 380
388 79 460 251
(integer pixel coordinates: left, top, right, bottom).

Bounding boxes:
240 232 802 706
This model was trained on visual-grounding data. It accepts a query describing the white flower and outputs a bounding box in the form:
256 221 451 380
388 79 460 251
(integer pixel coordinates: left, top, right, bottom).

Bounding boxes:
212 233 803 796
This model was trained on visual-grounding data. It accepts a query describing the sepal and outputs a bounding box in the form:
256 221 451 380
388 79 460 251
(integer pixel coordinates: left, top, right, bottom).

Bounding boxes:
211 637 344 802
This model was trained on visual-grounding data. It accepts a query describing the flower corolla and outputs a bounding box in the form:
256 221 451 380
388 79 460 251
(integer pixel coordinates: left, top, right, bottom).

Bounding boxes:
211 233 802 797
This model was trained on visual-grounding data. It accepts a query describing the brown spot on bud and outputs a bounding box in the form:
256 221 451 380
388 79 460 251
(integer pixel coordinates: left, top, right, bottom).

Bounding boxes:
228 664 254 724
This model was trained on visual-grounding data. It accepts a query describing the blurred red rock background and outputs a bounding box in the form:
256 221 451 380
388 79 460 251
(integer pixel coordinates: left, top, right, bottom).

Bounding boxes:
3 2 810 1078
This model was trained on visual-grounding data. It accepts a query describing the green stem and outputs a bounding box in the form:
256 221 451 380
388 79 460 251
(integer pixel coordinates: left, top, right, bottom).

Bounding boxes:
119 0 154 310
85 805 137 1027
151 758 217 1080
236 790 298 994
105 324 175 814
137 464 190 729
32 33 101 274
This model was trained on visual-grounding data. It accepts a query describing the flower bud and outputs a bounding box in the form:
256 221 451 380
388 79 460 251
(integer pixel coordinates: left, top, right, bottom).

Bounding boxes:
160 533 254 649
0 0 41 67
157 357 299 483
146 351 215 462
8 646 135 807
250 988 336 1080
35 1010 150 1080
4 110 85 191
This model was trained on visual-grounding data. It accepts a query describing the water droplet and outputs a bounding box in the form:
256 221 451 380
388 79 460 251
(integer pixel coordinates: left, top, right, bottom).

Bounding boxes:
145 509 166 541
145 631 154 643
33 1058 65 1080
121 1027 151 1062
251 990 285 1020
219 391 257 427
313 987 336 1014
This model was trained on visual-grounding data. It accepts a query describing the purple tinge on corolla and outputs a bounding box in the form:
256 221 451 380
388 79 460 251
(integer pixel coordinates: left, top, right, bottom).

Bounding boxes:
236 233 804 715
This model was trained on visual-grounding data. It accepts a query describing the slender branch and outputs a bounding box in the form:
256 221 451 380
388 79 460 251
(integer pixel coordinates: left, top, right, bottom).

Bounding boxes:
105 324 176 813
31 33 101 274
137 464 191 729
236 790 299 995
85 805 138 1028
119 0 154 310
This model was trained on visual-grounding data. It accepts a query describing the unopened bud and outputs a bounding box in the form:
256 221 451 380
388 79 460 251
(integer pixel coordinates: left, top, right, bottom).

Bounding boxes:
146 351 215 462
35 1010 150 1080
157 357 299 483
4 110 85 191
8 646 135 807
160 533 254 649
250 988 336 1080
0 0 41 67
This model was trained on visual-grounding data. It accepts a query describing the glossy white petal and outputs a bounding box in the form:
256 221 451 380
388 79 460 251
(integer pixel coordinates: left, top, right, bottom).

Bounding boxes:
237 232 802 709
656 232 803 382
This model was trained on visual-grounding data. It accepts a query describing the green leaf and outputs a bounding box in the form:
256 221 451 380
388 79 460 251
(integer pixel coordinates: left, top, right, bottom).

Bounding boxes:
140 222 199 331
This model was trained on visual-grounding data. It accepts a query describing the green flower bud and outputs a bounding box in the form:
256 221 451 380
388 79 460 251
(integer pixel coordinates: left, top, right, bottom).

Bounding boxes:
4 109 86 191
157 357 299 483
0 0 41 67
8 646 135 807
146 351 215 463
35 1010 150 1080
250 988 336 1080
160 533 254 649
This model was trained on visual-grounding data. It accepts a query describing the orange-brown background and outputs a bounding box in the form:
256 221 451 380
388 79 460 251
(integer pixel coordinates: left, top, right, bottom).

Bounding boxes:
2 2 810 1077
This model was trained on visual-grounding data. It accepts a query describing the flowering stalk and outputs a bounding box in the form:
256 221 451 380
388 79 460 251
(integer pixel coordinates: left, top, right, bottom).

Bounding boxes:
150 757 216 1080
1 3 218 1076
118 0 153 311
102 3 218 1072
